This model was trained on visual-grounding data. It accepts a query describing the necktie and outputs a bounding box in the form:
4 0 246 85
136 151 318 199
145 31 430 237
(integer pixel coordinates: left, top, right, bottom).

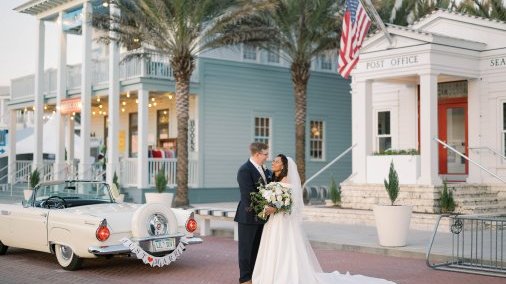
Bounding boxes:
258 166 267 184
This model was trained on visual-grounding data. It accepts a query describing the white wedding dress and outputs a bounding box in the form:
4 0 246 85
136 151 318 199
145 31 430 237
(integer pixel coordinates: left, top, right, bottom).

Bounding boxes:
252 157 395 284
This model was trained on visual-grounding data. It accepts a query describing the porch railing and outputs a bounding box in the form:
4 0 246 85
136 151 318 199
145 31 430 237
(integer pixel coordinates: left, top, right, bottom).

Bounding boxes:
469 146 506 161
11 48 200 101
302 144 356 203
427 214 506 277
120 158 198 188
435 138 506 184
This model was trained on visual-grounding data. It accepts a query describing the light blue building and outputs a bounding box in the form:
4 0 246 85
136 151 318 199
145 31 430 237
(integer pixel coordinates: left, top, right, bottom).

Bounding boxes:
6 0 351 203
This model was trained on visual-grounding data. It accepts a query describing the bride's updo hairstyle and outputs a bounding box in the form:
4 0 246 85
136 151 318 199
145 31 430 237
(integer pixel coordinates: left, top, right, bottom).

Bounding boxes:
274 154 289 182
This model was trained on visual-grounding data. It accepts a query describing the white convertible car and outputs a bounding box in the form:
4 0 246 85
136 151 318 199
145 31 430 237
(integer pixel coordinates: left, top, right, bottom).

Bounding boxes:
0 180 202 270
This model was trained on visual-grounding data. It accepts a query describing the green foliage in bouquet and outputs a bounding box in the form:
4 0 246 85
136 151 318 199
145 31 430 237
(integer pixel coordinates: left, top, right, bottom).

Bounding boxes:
250 182 292 221
439 180 456 213
329 177 341 206
383 161 399 206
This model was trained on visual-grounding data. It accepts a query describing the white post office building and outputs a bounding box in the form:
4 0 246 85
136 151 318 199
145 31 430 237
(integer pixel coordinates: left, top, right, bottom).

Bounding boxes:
341 10 506 214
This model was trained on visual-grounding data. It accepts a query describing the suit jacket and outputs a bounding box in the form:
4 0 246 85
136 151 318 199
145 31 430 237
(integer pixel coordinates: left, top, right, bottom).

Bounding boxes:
234 159 272 224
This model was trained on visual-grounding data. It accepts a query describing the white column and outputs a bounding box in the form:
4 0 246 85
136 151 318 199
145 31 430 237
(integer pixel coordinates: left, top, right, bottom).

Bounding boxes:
137 89 149 188
55 12 67 180
66 118 75 162
107 4 120 185
351 79 372 183
79 1 92 179
467 78 482 183
33 19 45 170
7 110 17 184
418 72 440 185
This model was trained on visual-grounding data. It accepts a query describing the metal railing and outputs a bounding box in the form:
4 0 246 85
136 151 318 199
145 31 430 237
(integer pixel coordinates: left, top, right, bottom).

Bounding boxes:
469 146 506 161
426 214 506 277
434 138 506 184
302 144 356 202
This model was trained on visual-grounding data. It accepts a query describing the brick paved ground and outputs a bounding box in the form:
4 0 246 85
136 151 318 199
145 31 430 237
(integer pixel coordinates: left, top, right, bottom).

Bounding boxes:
0 236 503 284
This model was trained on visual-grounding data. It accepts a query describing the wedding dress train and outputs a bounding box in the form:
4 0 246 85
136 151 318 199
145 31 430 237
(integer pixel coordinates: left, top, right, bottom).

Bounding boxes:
252 158 395 284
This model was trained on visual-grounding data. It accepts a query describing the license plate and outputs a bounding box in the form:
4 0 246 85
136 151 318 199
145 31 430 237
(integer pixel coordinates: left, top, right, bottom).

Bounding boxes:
152 238 176 252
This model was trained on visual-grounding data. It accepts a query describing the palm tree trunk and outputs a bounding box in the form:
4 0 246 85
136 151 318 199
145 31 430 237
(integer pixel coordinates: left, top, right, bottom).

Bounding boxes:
291 61 310 184
172 53 194 207
174 77 190 207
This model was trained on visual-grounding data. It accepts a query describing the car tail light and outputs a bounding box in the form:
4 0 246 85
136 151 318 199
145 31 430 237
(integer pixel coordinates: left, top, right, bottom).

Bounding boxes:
186 218 198 233
96 219 110 242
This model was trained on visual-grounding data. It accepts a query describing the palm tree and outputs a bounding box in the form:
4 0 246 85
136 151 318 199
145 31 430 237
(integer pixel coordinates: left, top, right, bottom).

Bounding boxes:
95 0 273 207
373 0 454 26
232 0 342 183
457 0 506 21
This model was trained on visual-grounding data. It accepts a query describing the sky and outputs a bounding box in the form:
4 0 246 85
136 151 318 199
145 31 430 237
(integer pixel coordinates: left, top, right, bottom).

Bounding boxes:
0 0 82 87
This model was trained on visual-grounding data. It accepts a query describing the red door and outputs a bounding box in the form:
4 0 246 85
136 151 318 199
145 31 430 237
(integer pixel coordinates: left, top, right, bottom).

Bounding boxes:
438 98 468 175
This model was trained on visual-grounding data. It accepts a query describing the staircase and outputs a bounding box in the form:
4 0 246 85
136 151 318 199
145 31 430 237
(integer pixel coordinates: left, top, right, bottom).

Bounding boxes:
451 184 506 214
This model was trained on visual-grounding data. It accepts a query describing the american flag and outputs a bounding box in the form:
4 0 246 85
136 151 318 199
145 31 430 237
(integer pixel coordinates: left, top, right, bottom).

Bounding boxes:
338 0 372 79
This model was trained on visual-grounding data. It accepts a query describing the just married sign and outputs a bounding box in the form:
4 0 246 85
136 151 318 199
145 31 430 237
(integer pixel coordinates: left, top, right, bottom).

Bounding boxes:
120 237 187 267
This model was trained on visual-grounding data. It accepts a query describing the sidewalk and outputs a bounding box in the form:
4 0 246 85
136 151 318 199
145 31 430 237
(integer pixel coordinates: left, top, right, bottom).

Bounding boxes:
192 202 455 260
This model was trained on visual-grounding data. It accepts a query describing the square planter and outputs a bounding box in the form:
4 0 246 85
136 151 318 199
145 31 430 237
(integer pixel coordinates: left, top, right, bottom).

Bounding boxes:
367 155 420 184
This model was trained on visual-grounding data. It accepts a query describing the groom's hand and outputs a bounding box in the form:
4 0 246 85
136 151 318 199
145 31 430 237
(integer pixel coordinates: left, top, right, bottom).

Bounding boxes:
265 206 276 216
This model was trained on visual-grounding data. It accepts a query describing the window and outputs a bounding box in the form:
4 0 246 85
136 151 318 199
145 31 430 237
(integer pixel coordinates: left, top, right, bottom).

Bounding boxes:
129 113 138 157
157 109 169 147
310 120 325 160
319 54 332 70
267 50 280 63
243 44 257 61
254 117 271 157
0 130 6 146
377 111 391 152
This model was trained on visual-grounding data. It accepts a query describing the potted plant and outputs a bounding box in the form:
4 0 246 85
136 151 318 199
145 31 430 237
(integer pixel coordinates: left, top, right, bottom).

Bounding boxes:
145 166 174 206
110 171 124 203
24 169 40 200
373 161 412 247
439 180 456 214
328 177 341 207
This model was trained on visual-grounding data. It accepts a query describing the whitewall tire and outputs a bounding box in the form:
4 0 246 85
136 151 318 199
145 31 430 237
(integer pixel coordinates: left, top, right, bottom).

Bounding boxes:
55 244 82 271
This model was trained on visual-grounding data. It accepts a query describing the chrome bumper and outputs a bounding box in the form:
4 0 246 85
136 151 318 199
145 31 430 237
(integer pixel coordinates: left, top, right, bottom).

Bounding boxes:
182 236 203 245
88 244 131 255
88 236 203 255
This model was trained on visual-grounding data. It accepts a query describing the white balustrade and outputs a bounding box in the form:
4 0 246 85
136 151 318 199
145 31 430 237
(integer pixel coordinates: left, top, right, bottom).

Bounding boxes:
66 64 82 90
15 161 32 183
119 158 198 188
92 58 109 86
120 158 138 187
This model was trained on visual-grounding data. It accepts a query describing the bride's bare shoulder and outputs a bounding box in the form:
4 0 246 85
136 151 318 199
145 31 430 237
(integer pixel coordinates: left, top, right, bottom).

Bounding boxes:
281 177 288 183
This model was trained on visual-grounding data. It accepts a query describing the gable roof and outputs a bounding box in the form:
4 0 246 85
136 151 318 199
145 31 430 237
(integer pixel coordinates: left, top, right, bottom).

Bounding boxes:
410 9 506 31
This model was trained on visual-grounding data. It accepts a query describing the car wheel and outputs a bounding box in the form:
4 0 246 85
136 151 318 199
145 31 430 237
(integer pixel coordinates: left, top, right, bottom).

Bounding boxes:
131 203 178 238
0 241 8 255
55 244 82 271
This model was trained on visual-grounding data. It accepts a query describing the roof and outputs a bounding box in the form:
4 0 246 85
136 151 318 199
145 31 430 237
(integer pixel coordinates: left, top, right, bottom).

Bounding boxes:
14 0 75 16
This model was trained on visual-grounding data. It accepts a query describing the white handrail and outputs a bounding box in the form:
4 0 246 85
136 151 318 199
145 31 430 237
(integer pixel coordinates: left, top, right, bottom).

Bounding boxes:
434 138 506 183
302 144 357 189
468 146 506 161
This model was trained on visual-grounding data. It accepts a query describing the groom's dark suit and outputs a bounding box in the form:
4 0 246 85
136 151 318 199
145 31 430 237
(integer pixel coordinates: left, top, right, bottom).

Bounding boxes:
234 159 272 283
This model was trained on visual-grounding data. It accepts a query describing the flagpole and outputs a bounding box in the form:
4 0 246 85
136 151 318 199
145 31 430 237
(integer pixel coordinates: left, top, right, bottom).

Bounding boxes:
361 0 393 47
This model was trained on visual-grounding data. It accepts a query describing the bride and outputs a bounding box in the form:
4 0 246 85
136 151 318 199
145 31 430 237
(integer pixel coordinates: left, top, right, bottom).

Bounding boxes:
252 154 395 284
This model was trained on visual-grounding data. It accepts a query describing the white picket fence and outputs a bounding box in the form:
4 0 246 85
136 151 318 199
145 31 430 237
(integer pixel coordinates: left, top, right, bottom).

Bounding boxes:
120 158 198 188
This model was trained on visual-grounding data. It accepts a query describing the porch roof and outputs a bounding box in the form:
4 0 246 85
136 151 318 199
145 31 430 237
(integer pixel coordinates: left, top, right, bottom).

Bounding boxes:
14 0 74 16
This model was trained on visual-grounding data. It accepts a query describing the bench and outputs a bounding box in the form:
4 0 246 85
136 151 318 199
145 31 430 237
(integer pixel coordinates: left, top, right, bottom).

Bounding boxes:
194 208 238 241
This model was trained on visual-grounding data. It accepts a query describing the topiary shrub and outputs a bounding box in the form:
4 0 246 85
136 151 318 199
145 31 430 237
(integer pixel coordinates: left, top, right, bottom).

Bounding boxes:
439 180 456 213
383 161 399 206
155 167 167 193
329 177 341 206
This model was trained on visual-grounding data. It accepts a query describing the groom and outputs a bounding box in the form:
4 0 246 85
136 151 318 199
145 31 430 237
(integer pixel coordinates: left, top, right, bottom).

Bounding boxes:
234 142 274 284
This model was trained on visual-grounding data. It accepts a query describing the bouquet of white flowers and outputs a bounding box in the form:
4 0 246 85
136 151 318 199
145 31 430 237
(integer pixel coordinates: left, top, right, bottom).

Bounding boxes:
250 182 292 221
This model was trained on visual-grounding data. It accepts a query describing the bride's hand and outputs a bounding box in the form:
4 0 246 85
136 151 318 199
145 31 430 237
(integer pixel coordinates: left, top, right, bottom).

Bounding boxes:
264 206 276 216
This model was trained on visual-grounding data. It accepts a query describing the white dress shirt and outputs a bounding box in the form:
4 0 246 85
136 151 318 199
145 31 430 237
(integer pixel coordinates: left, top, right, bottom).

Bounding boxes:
250 158 267 184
